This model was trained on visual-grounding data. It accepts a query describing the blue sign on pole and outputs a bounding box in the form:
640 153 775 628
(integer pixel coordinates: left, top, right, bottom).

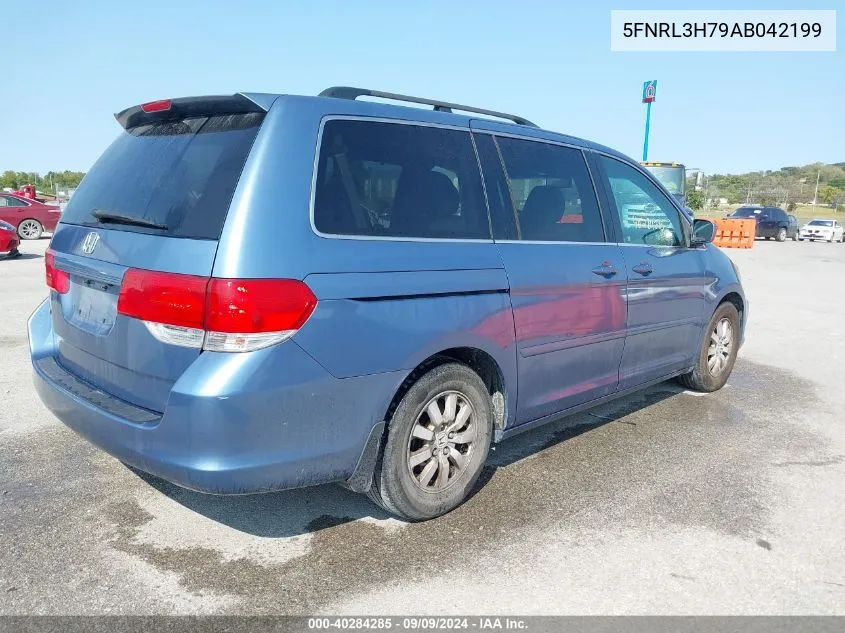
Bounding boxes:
642 80 657 103
642 80 657 161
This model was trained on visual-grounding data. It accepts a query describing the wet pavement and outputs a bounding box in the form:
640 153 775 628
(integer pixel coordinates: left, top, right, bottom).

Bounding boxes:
2 238 844 614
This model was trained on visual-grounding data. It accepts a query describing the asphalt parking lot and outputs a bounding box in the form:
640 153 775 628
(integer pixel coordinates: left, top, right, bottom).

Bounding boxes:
1 237 844 615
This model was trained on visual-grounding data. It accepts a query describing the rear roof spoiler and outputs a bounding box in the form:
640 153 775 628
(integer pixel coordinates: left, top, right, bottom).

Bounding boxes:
115 94 268 130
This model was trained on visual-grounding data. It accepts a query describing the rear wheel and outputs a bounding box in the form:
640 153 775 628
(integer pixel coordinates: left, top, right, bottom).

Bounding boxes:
369 362 493 520
18 219 43 240
776 228 787 242
677 302 740 393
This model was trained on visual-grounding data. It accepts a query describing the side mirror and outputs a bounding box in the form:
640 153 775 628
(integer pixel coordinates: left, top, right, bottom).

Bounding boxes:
691 219 716 245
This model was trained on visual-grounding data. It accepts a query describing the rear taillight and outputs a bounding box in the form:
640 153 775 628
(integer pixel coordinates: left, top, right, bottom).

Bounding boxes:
116 269 317 352
118 270 208 329
45 249 70 294
204 279 318 352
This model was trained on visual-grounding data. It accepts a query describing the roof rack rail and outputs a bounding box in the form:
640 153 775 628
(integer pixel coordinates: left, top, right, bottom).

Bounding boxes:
318 86 537 127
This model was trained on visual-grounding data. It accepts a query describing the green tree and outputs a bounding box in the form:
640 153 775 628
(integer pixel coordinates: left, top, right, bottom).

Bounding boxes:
686 189 705 211
0 170 85 194
820 186 838 205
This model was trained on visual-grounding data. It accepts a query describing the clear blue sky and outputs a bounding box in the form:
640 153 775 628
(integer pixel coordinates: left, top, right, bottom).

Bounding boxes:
2 0 841 175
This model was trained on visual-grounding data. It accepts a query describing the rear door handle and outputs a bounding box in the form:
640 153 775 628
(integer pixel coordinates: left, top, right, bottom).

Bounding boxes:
632 262 654 276
591 262 618 278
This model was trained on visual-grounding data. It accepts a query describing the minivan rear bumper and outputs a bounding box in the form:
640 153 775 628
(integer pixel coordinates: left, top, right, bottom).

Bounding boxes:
29 299 401 494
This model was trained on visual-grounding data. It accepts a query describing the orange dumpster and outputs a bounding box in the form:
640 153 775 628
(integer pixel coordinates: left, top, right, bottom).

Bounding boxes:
712 218 755 249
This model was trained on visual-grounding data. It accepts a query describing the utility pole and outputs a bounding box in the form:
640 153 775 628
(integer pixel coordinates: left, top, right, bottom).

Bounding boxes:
641 81 656 162
812 170 820 209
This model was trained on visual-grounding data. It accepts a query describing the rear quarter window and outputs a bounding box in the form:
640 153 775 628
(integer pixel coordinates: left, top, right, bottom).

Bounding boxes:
313 119 489 240
60 113 264 240
0 195 29 208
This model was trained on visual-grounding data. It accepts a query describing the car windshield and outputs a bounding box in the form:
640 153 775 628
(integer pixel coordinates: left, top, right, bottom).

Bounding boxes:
730 207 765 218
808 220 833 226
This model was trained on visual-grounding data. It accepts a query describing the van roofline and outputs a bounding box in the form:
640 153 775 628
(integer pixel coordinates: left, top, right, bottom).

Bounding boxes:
117 89 634 163
280 91 621 156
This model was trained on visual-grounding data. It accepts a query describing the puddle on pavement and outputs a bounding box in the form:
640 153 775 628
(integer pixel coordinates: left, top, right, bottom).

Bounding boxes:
90 357 837 612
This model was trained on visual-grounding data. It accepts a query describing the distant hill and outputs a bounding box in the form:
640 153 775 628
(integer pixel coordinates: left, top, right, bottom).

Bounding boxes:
702 162 845 207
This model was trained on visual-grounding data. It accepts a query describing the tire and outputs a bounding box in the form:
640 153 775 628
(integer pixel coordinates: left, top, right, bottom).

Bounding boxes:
368 362 493 520
17 219 43 240
792 232 798 241
798 237 804 241
776 228 787 242
764 236 770 241
677 302 740 393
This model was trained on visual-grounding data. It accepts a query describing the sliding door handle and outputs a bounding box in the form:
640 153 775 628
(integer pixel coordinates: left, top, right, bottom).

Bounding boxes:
632 262 654 276
591 262 618 278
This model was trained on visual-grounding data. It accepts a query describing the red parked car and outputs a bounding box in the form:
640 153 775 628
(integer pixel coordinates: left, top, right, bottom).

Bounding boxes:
0 192 61 239
0 220 20 257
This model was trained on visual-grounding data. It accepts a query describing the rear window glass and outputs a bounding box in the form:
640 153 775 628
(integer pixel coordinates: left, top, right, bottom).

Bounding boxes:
313 120 489 239
731 207 764 217
0 195 29 207
496 136 604 243
61 113 264 240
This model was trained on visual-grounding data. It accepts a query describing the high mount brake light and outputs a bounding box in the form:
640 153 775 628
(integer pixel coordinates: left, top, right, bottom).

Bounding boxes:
116 269 317 352
140 99 172 113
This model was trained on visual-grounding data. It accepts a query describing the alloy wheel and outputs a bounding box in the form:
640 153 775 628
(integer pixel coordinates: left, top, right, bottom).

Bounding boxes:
707 318 734 376
407 390 477 492
18 220 42 240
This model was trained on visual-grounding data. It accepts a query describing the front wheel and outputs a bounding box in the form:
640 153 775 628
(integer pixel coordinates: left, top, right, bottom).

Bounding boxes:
18 219 43 240
776 228 787 242
369 362 493 520
677 302 740 392
792 232 798 241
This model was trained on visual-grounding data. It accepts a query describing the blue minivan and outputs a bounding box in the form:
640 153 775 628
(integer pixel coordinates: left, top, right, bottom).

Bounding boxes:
29 88 746 519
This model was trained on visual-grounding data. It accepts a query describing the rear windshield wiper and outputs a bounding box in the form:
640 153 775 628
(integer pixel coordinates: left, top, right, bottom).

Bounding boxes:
91 209 168 231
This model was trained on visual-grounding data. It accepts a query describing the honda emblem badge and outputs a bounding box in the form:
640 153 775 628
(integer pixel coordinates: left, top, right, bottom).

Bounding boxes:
81 232 100 255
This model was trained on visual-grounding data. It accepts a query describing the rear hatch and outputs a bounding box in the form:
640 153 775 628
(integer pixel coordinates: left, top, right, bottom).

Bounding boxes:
47 95 267 413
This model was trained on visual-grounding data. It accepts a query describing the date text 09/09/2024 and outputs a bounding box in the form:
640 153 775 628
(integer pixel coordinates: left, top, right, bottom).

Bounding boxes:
307 617 528 630
622 22 822 39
